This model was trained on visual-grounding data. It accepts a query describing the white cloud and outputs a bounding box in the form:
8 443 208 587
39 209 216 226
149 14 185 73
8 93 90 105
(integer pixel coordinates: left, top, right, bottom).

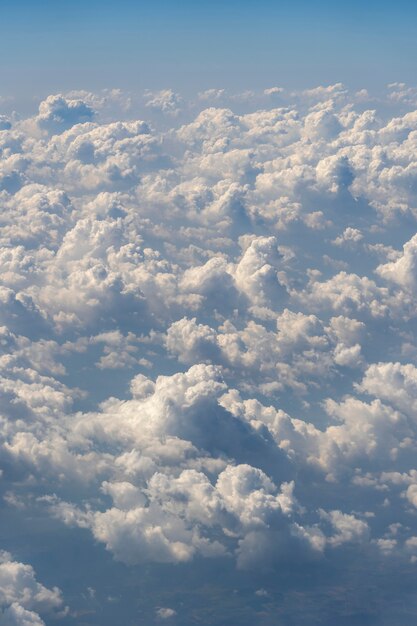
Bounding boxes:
0 553 65 626
156 607 177 619
3 85 417 621
377 233 417 292
36 94 95 134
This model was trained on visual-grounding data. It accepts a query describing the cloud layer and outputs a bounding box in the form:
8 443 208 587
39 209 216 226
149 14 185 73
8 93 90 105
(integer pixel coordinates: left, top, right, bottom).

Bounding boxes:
2 84 417 624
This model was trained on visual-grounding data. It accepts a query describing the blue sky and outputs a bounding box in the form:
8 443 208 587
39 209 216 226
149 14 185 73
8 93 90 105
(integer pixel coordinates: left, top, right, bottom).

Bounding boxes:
2 0 417 99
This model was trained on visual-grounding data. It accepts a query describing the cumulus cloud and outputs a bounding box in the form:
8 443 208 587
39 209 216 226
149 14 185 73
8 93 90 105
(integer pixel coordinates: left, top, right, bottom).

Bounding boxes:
156 607 177 620
36 95 95 133
2 85 417 624
0 552 65 626
377 233 417 292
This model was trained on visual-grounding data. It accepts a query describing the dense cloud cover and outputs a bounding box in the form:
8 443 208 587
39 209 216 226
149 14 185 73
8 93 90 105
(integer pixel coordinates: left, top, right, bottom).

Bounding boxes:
2 84 417 624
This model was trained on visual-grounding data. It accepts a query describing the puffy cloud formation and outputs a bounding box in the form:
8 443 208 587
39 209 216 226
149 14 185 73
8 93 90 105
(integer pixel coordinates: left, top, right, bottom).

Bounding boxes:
36 95 95 134
156 607 176 620
0 552 65 626
3 85 417 624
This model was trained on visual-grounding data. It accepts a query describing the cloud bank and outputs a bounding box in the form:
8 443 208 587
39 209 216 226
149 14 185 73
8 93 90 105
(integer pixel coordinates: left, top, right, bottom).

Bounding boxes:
2 84 417 624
